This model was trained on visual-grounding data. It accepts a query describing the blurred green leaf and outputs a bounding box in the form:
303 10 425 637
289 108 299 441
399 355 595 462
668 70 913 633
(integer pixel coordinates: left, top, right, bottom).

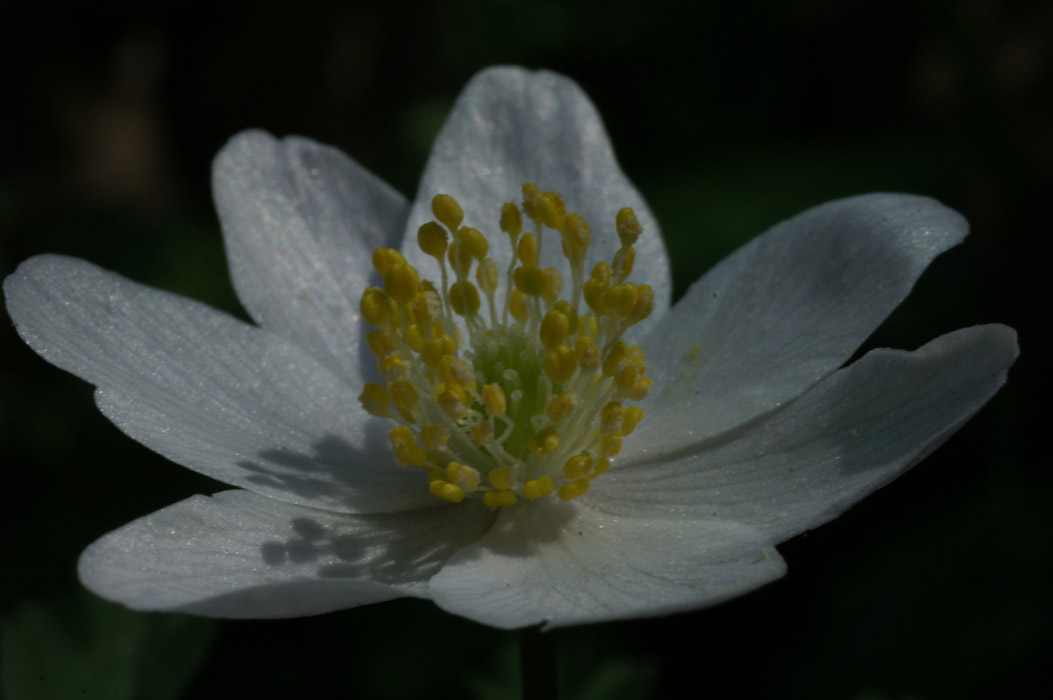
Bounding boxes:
1 592 214 700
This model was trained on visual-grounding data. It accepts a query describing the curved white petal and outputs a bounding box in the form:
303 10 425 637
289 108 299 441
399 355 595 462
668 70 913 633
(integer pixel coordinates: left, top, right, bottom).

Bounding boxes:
640 194 969 443
603 325 1017 543
401 66 671 339
213 130 410 379
4 255 432 513
79 490 494 618
429 500 785 629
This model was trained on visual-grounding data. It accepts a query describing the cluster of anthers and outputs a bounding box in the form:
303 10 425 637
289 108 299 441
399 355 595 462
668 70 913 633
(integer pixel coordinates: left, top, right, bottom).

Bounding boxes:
358 184 655 509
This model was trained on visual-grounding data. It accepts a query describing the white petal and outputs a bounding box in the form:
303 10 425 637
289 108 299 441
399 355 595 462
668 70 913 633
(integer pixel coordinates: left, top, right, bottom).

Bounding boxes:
4 255 432 513
604 325 1017 543
79 490 494 618
429 500 785 629
640 194 969 442
401 66 671 338
213 130 409 379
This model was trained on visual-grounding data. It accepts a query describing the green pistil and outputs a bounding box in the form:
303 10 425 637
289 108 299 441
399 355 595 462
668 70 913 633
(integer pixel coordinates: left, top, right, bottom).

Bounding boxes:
470 325 546 461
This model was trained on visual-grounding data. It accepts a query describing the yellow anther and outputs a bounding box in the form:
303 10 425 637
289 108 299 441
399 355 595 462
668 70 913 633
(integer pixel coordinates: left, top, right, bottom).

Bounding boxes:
613 348 646 391
476 257 499 295
629 376 653 400
482 383 507 417
421 424 450 449
471 421 493 444
521 183 543 223
484 490 517 509
558 479 591 501
446 462 481 492
366 328 397 359
500 202 522 237
524 476 555 500
562 213 590 262
541 267 563 305
384 263 419 303
389 380 419 413
457 227 489 259
360 287 390 326
429 479 465 503
488 467 514 491
616 364 642 392
600 434 623 458
601 284 623 312
563 454 592 479
616 207 642 246
509 289 530 324
575 335 600 372
448 280 481 316
447 241 474 276
590 458 611 478
602 342 629 377
359 382 390 417
612 246 635 282
546 393 574 423
431 194 464 230
441 333 457 355
517 233 538 266
389 427 427 467
389 426 414 445
417 221 448 257
622 405 644 435
527 426 560 458
400 324 421 351
614 283 640 317
583 278 609 314
380 353 409 381
539 309 570 351
601 401 624 434
552 300 578 334
372 248 406 276
591 261 611 285
544 344 578 385
411 291 440 325
539 192 566 231
627 284 655 324
439 355 474 387
419 338 446 367
513 264 547 297
437 384 468 419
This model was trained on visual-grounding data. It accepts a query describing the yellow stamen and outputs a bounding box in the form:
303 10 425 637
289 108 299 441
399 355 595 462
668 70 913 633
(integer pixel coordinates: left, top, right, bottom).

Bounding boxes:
372 248 406 276
432 194 464 230
524 476 555 500
418 221 448 257
558 479 590 501
359 382 390 417
482 383 507 417
384 263 419 303
488 467 514 491
357 184 654 510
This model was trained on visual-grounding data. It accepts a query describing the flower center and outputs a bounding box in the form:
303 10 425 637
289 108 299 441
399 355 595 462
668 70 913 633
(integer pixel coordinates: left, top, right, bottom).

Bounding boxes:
358 184 654 509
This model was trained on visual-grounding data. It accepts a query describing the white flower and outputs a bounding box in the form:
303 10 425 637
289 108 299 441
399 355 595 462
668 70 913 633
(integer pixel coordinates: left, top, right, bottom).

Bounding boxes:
3 66 1016 630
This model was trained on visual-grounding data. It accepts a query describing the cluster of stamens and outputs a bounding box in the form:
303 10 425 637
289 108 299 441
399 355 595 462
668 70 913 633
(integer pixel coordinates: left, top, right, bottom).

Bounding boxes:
358 184 654 509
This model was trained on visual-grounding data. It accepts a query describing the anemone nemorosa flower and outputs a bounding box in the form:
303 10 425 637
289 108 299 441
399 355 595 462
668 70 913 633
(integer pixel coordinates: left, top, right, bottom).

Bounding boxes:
4 67 1017 629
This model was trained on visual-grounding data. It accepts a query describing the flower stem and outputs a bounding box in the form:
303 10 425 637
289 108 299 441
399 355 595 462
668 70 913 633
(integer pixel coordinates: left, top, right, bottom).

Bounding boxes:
519 625 557 700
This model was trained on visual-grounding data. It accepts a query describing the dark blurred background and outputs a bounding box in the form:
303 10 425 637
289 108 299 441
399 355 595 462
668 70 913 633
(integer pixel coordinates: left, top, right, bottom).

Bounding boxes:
1 1 1049 698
